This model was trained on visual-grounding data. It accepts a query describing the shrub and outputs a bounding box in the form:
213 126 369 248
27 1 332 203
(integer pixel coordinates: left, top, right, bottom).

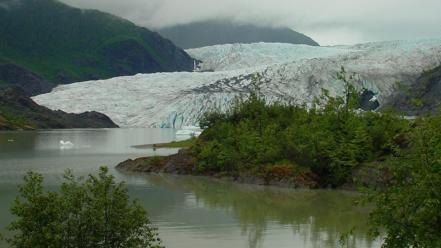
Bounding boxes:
367 113 441 247
194 70 408 187
7 167 163 248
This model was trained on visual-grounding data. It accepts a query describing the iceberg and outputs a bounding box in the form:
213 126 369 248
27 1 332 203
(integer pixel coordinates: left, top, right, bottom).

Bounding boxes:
60 140 74 149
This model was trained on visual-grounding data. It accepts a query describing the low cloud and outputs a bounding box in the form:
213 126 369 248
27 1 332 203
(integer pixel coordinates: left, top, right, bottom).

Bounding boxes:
61 0 441 45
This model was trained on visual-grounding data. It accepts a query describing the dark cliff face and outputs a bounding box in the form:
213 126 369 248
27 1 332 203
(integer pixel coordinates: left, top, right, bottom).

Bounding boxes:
158 20 319 49
0 64 53 96
0 0 194 87
0 86 118 130
385 66 441 115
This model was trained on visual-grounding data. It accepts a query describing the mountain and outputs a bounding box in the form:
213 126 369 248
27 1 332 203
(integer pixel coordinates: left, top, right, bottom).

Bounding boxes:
33 39 441 128
0 0 194 94
157 20 319 49
0 64 52 95
0 86 117 130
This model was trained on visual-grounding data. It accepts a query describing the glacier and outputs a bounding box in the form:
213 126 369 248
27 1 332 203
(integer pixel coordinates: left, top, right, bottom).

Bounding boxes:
186 42 354 71
33 39 441 128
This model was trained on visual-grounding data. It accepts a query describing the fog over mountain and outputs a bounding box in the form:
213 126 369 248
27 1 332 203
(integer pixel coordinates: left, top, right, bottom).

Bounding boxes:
60 0 441 45
157 20 319 49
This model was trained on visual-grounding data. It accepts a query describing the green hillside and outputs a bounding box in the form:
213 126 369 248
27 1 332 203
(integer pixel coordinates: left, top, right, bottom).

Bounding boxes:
0 0 193 88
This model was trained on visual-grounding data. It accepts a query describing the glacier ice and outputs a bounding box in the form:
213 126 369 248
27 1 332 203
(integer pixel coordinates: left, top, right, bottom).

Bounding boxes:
186 42 355 71
33 39 441 128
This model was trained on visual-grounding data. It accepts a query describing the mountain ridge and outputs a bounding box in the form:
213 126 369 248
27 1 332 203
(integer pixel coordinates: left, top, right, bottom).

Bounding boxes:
0 0 194 93
157 20 319 49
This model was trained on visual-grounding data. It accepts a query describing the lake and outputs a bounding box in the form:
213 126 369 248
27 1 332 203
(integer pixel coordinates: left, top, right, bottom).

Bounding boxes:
0 128 381 248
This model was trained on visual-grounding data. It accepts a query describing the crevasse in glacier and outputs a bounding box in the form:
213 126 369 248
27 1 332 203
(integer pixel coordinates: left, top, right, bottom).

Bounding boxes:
33 39 441 128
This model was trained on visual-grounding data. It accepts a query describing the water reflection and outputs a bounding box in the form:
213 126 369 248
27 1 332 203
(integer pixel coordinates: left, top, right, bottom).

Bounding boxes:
120 173 380 248
0 129 178 183
0 129 381 248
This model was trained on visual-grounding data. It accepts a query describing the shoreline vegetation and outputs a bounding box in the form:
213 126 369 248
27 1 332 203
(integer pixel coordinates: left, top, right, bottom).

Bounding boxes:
4 167 164 248
118 70 407 189
117 70 441 246
116 147 389 190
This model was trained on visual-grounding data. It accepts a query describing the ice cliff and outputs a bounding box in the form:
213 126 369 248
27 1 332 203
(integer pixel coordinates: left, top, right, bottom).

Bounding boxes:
33 39 441 128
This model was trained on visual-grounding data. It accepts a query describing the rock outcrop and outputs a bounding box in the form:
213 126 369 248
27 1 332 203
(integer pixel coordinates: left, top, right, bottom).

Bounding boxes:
0 86 118 130
385 66 441 115
0 64 53 95
116 149 195 174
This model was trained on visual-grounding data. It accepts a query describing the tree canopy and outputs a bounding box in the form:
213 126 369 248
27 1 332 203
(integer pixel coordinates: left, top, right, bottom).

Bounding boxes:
6 167 163 248
367 114 441 248
194 71 408 187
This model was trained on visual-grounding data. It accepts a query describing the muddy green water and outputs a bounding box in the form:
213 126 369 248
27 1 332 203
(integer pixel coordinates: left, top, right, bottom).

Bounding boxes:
0 129 381 248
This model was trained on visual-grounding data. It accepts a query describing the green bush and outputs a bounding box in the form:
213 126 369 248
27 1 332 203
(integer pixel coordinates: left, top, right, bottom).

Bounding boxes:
194 71 408 186
6 167 163 248
367 113 441 247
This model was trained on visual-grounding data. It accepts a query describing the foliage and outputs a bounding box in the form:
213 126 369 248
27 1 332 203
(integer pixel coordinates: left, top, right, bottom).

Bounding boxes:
195 70 408 186
0 0 191 84
7 167 163 248
367 113 441 247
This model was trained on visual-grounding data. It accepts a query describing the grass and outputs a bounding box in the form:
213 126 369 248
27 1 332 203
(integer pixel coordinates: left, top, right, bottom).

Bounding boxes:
133 138 196 149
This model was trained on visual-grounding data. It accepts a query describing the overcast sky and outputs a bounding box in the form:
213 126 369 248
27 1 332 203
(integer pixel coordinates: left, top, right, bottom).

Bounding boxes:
61 0 441 46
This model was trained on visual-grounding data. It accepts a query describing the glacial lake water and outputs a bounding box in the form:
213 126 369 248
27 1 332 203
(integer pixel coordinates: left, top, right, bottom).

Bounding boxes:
0 128 381 248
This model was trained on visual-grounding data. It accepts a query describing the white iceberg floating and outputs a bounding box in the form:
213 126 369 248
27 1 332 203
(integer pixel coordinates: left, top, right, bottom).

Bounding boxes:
59 140 74 149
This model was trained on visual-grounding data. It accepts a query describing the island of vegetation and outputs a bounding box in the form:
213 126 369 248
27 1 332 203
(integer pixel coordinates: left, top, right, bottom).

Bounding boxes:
116 70 441 247
117 70 409 189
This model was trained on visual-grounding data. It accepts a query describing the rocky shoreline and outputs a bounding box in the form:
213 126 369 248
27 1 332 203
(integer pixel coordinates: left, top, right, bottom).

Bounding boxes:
117 149 196 175
116 149 317 188
116 148 387 189
0 86 118 130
